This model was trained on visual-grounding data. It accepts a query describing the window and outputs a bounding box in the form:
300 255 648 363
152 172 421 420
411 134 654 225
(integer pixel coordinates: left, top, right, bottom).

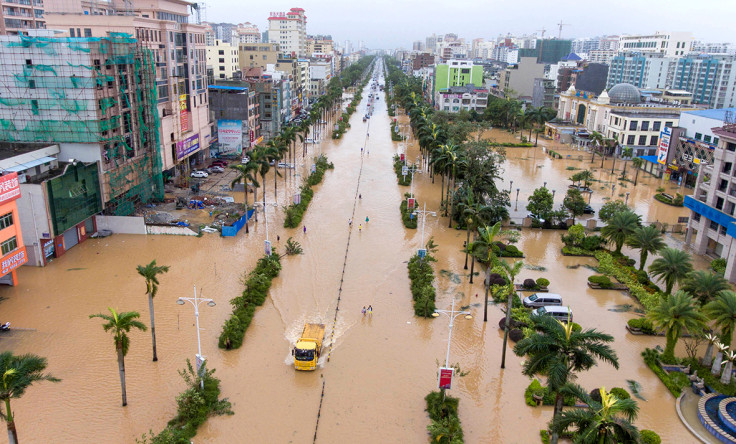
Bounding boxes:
715 137 720 145
695 132 702 140
627 135 635 144
724 162 733 174
721 225 728 235
710 220 719 230
0 236 17 255
641 121 649 131
653 121 661 131
650 136 658 146
727 142 736 152
629 120 638 131
665 121 673 127
69 28 75 37
0 213 12 230
84 28 91 37
705 135 712 143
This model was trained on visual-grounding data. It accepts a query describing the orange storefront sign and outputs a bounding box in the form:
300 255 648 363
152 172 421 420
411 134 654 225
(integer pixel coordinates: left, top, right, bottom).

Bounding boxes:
0 172 21 205
1 246 26 275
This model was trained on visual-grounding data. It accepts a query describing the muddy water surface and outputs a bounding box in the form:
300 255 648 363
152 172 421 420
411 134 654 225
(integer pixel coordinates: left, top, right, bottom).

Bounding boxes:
0 62 693 443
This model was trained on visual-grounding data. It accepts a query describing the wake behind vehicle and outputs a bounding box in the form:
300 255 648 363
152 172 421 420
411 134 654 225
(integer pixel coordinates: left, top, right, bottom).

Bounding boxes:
292 323 325 371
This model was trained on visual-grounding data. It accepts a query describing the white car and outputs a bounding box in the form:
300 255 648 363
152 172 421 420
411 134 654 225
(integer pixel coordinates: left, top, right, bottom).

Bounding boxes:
190 170 209 178
241 156 250 164
208 166 224 173
277 162 295 169
305 138 317 144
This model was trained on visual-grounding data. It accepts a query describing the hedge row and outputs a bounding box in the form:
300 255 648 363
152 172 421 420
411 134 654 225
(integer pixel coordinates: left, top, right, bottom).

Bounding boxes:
218 253 282 349
641 349 687 397
408 251 437 317
333 75 369 139
393 155 412 186
627 317 655 334
595 251 661 311
489 142 533 147
284 155 334 228
400 195 418 229
425 391 464 443
654 192 684 206
390 121 404 141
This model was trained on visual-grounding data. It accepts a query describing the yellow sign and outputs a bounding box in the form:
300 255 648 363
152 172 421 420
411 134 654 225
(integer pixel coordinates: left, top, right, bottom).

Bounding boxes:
694 158 700 164
179 94 187 111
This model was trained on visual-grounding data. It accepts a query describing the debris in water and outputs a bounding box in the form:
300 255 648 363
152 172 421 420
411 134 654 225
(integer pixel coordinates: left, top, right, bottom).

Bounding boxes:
609 304 633 312
439 270 462 284
524 264 547 271
66 268 86 271
566 264 581 269
627 380 646 401
583 264 599 272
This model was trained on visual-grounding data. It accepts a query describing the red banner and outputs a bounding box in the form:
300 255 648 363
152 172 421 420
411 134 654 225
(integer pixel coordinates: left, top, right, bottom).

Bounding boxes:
438 367 453 390
407 197 415 209
1 246 26 275
0 172 21 206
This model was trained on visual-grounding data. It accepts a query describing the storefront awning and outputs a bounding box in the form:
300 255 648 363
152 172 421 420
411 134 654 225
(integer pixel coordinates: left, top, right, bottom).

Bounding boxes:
640 155 659 164
5 156 56 172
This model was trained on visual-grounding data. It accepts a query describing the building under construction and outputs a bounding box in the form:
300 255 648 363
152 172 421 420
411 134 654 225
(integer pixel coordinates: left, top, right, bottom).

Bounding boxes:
0 33 163 215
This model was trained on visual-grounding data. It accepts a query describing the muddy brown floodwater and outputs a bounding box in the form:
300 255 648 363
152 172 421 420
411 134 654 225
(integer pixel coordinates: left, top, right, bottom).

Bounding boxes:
0 61 694 443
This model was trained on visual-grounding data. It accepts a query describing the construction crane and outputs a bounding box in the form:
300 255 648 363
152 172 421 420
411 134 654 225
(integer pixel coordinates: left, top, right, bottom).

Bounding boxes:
537 28 546 39
557 20 569 39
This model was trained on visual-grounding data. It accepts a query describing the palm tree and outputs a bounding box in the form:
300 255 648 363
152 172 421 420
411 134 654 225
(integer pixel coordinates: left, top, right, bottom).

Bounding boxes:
89 308 147 406
601 211 640 254
0 352 59 444
620 146 633 178
265 138 284 202
682 270 730 305
229 163 259 233
590 131 605 164
499 259 524 369
625 225 666 271
136 260 170 362
648 291 706 361
549 384 640 444
704 291 736 348
514 316 619 443
631 157 644 186
457 188 489 270
470 222 502 322
648 248 694 295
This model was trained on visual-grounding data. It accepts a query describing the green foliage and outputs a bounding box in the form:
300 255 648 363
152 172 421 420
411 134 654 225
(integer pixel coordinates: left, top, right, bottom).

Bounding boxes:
684 358 736 396
654 193 684 206
640 430 661 444
400 195 418 229
283 237 303 256
524 379 576 407
136 360 233 444
536 278 550 288
627 318 654 333
609 387 631 400
284 155 333 228
390 121 404 141
588 275 613 288
599 200 630 223
392 155 413 186
563 188 587 221
540 430 550 444
711 258 727 275
561 246 596 256
408 248 438 317
595 251 661 311
425 391 464 444
218 253 282 350
641 349 687 397
526 186 553 221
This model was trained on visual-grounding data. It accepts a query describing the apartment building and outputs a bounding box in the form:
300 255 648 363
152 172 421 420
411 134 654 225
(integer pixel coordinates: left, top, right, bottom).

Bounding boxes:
306 34 333 56
0 171 25 284
0 0 44 35
434 60 483 94
236 22 260 43
618 31 693 57
267 8 306 58
499 57 545 98
45 0 211 179
685 122 736 282
207 39 238 79
239 42 281 70
436 85 488 113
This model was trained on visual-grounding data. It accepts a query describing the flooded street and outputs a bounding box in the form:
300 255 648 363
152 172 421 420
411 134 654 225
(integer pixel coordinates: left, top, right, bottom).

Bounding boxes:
0 63 693 443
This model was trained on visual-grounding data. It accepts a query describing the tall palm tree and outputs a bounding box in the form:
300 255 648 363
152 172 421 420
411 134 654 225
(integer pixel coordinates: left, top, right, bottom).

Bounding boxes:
648 248 693 295
0 352 59 444
631 157 644 186
457 188 489 270
590 131 605 164
470 222 502 322
625 225 666 271
89 308 147 406
704 291 736 348
499 259 524 369
648 290 706 361
550 384 640 444
514 316 619 444
620 146 633 178
230 163 259 233
265 138 284 202
136 260 170 362
683 270 730 305
601 210 640 254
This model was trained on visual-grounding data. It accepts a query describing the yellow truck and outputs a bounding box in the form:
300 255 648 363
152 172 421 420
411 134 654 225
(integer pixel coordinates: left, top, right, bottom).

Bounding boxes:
292 323 325 371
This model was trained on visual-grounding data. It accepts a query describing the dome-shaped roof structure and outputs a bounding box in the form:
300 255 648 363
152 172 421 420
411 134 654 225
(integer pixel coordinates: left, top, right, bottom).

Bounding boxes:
608 83 641 104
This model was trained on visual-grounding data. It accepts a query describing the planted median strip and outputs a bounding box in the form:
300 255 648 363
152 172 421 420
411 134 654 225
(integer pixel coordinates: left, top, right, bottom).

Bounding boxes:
284 155 334 228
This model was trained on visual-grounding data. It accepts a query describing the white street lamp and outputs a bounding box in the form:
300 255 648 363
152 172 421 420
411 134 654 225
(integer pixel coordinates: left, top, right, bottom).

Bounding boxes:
177 285 216 389
432 298 472 396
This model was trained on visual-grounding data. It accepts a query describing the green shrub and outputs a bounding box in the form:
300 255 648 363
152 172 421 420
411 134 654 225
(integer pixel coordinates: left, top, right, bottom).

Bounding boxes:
570 322 582 332
640 430 661 444
408 251 438 317
581 235 604 251
524 379 544 406
711 258 727 275
499 244 524 257
393 155 412 186
595 251 661 311
284 156 333 228
627 318 643 329
588 275 612 288
540 430 550 444
400 196 418 229
641 318 655 334
609 387 630 400
425 391 464 444
562 246 596 256
536 278 550 288
642 349 686 397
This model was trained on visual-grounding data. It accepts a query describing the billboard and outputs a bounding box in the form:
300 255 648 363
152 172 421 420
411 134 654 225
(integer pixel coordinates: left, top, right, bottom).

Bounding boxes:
1 246 26 275
179 94 189 133
218 120 243 153
438 367 454 390
657 126 672 164
0 172 21 205
176 134 200 160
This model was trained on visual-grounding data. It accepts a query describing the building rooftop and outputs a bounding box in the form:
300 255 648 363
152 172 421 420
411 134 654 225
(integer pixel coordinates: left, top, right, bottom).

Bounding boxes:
0 142 56 162
611 111 682 118
682 108 736 121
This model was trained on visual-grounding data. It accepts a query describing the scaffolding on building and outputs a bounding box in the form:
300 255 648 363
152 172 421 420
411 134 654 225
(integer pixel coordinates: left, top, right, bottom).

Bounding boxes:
0 34 164 216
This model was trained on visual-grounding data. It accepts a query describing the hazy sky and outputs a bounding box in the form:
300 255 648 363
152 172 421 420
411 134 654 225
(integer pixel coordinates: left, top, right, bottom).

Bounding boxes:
206 0 734 49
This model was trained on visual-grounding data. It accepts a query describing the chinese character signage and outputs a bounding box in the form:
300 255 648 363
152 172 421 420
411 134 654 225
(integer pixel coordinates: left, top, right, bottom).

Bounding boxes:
0 172 21 205
179 94 189 133
438 367 454 390
657 127 672 164
1 246 26 275
217 120 243 153
176 134 200 161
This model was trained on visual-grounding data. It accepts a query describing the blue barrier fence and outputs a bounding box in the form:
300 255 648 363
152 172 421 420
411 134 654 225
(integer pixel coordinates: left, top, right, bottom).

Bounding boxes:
221 209 255 237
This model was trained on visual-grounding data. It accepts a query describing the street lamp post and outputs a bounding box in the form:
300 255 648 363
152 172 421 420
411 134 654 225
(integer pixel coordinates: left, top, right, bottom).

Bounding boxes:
414 203 437 254
515 188 520 211
509 180 513 193
176 285 216 389
432 298 472 399
625 192 630 205
543 181 547 188
253 201 279 255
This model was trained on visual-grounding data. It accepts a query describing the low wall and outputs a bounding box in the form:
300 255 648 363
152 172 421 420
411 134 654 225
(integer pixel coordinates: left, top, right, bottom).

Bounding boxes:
146 224 198 236
94 215 146 235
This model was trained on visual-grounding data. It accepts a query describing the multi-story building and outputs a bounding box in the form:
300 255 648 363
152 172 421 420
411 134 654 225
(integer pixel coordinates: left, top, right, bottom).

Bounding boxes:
556 60 609 95
435 85 488 113
239 42 281 70
499 57 545 98
433 60 483 95
618 31 693 57
207 39 239 80
236 22 260 44
0 170 26 284
492 45 519 65
45 0 211 180
0 34 163 216
588 49 617 65
532 78 555 108
535 39 573 64
684 121 736 282
606 52 675 90
267 8 306 58
691 41 735 55
307 34 333 56
0 0 44 35
412 53 435 71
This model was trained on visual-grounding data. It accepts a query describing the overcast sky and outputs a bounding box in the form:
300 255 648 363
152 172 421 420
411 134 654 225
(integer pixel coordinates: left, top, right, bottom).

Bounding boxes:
206 0 734 49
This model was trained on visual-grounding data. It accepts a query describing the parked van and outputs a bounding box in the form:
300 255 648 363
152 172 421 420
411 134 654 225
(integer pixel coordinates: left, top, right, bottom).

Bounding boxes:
531 306 573 323
523 293 562 308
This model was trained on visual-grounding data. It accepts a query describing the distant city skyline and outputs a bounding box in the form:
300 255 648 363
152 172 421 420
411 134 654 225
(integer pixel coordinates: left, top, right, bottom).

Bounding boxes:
205 0 734 49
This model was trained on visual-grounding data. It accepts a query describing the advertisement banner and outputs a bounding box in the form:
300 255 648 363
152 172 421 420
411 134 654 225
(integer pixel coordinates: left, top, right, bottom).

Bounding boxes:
217 120 243 153
0 172 21 205
1 246 26 276
176 134 200 161
438 367 454 390
407 197 415 209
179 94 189 133
657 127 672 164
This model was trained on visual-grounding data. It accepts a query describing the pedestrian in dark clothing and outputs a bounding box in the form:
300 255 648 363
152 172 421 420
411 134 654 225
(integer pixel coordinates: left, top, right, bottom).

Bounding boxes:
303 225 307 234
